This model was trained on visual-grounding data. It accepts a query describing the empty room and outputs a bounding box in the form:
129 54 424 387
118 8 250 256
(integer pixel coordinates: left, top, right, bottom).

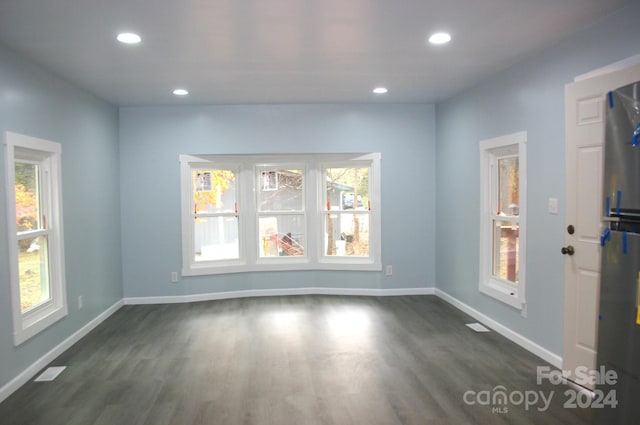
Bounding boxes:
1 1 640 424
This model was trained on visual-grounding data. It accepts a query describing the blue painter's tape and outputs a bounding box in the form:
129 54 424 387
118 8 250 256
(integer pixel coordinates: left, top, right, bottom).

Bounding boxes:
608 91 614 109
633 122 640 147
623 232 628 255
616 190 622 216
606 196 611 217
600 228 611 247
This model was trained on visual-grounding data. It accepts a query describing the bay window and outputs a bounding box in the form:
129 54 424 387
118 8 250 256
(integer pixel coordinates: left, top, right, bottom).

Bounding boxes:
180 153 381 275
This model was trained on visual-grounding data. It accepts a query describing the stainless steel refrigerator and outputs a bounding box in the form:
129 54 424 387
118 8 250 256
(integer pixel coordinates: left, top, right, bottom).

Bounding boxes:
595 80 640 424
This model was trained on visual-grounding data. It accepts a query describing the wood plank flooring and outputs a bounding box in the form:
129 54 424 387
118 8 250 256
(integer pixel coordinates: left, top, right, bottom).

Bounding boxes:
0 295 592 424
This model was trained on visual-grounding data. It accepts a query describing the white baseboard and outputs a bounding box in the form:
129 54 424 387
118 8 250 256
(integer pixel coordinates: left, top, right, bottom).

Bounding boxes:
124 286 436 305
129 287 561 369
0 299 124 404
434 289 562 368
2 287 561 405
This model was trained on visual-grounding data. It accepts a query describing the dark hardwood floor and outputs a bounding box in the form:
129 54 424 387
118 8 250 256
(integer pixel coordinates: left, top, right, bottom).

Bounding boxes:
0 295 592 424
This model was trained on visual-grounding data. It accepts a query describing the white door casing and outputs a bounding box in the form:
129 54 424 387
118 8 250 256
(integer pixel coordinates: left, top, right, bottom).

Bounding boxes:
563 63 640 388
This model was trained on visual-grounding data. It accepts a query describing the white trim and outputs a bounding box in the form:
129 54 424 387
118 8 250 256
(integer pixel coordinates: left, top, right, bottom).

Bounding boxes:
0 299 123 404
574 54 640 82
479 130 527 151
5 131 68 345
183 261 382 276
479 281 523 310
434 289 562 368
479 131 527 311
1 289 563 405
124 287 435 305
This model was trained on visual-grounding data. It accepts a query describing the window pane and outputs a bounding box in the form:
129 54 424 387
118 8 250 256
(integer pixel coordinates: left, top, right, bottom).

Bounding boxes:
497 157 519 216
195 216 239 261
193 169 236 213
492 220 519 283
258 215 305 257
18 236 51 312
326 167 369 211
15 162 41 232
258 169 303 212
325 213 370 257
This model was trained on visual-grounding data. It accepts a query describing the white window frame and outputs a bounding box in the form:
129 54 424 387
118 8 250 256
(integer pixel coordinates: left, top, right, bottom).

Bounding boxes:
479 131 527 311
4 132 68 346
319 159 379 267
189 162 243 268
180 153 381 276
255 162 307 265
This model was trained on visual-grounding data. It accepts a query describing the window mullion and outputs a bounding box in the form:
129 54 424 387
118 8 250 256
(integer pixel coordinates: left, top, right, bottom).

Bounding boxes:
16 228 50 240
306 165 320 263
194 212 237 218
240 164 256 265
257 211 304 216
40 160 52 231
490 214 519 222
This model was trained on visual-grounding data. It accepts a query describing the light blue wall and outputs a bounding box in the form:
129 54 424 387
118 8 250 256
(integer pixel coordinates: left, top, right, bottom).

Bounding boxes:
435 2 640 355
119 104 436 297
0 43 122 388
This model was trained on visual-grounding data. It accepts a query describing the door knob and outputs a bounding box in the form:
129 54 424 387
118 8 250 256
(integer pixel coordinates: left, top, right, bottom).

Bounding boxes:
561 245 575 255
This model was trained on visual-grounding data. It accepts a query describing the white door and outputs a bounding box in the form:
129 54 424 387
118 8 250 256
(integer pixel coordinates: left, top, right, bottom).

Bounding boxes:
563 63 640 388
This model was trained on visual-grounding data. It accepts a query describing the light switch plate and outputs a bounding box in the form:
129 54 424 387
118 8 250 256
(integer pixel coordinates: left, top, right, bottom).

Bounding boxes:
548 197 558 214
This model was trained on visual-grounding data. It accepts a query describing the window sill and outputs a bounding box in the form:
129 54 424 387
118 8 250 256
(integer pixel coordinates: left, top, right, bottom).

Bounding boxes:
480 280 524 310
14 304 68 346
182 260 382 276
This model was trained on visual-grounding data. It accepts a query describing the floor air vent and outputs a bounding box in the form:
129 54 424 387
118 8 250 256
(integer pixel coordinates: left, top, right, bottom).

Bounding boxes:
34 366 66 382
466 323 490 332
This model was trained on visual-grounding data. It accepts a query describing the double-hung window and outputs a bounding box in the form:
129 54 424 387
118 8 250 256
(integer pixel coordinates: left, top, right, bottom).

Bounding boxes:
180 153 381 275
323 164 371 258
257 165 306 259
4 132 67 345
479 132 527 310
190 165 240 263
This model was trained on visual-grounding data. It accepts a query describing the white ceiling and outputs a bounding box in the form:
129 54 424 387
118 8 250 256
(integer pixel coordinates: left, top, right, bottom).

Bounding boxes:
0 0 631 106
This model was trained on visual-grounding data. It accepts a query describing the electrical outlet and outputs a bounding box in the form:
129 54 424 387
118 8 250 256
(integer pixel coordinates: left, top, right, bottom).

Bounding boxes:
386 265 393 276
171 272 178 283
78 295 83 310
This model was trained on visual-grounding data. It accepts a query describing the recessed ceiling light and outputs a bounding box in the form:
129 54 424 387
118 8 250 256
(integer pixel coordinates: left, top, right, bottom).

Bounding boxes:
373 87 388 94
173 89 189 96
428 32 452 45
117 32 142 44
